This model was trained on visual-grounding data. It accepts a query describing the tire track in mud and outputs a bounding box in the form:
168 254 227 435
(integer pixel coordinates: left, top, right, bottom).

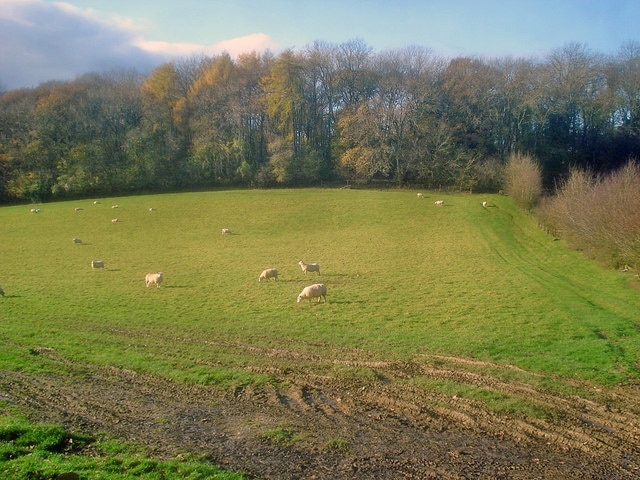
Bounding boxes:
2 341 639 479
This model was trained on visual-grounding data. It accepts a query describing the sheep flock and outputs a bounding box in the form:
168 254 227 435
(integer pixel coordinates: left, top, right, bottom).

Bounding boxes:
18 199 332 306
8 191 508 307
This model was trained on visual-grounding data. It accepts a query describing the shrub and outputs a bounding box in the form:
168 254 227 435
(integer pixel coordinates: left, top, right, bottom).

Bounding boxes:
538 168 595 242
503 152 542 210
538 160 640 268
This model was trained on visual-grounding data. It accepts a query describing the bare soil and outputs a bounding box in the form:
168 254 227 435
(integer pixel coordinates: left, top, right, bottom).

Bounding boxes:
2 346 640 479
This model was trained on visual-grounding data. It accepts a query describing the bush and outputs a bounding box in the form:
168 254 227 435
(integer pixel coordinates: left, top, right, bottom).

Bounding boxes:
503 152 542 210
538 160 640 268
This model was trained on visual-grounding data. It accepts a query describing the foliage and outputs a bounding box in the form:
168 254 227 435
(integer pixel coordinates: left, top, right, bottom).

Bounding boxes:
504 152 543 210
2 41 640 200
538 160 640 268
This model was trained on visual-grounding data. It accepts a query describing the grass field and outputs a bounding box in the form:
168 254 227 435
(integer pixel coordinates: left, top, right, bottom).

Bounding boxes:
1 188 640 477
1 189 639 386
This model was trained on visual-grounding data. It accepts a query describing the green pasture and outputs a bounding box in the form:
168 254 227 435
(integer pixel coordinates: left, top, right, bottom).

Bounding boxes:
1 188 639 386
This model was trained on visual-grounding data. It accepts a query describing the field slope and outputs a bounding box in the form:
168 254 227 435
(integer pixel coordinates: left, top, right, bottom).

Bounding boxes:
1 189 639 479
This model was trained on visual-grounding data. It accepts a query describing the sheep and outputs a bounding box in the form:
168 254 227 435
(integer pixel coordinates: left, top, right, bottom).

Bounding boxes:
298 260 320 275
417 193 424 198
111 218 119 223
482 201 488 208
434 200 444 206
72 238 82 244
74 207 83 212
93 201 100 205
148 207 156 212
297 283 327 303
221 228 232 235
30 208 40 213
91 260 105 269
259 268 279 282
111 204 119 209
145 272 163 288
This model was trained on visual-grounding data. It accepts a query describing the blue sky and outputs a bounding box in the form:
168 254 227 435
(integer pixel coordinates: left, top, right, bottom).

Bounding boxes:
0 0 638 90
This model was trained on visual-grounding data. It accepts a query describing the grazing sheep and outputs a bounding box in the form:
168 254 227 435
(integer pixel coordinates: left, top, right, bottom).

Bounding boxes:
482 201 487 208
0 285 4 297
434 200 444 206
297 283 327 303
74 207 83 212
111 218 119 223
145 272 163 288
93 201 100 205
72 238 82 244
30 208 40 213
298 260 320 275
91 260 105 269
259 268 279 282
111 204 119 209
417 193 424 198
221 228 232 235
149 207 156 212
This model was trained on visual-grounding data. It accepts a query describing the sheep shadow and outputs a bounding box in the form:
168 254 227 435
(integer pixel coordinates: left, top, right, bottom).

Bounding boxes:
323 299 364 305
298 301 329 306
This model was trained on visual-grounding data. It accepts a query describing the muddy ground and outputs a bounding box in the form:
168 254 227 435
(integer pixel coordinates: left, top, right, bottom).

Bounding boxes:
1 346 640 479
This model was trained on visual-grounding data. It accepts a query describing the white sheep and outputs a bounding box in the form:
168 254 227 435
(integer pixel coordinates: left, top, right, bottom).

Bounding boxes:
72 238 82 244
149 207 156 212
30 208 40 213
91 260 105 269
93 201 100 205
482 201 487 208
111 204 119 209
111 218 119 223
259 268 279 282
221 228 232 235
417 193 424 198
74 207 83 212
145 272 163 288
434 200 444 206
298 260 320 275
297 283 327 303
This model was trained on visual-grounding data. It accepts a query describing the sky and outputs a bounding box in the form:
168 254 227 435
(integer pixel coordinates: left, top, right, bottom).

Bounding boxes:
0 0 638 90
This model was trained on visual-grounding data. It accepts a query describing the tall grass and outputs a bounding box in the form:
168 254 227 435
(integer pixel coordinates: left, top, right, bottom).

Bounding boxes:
503 152 543 210
1 189 638 386
538 160 640 268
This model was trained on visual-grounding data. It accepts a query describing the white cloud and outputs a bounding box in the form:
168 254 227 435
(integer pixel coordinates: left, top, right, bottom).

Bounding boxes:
134 33 279 59
0 0 278 90
209 33 278 57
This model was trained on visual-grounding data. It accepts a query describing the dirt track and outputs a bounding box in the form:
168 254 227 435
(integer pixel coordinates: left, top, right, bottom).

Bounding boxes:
2 346 640 479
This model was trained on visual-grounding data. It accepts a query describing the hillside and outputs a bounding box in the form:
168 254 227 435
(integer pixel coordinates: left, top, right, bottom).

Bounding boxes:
1 189 639 478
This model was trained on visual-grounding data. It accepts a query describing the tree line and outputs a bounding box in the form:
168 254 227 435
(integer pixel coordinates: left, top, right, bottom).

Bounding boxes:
1 39 640 202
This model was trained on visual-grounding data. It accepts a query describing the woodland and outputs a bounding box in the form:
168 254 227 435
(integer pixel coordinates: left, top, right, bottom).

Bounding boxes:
1 39 640 202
